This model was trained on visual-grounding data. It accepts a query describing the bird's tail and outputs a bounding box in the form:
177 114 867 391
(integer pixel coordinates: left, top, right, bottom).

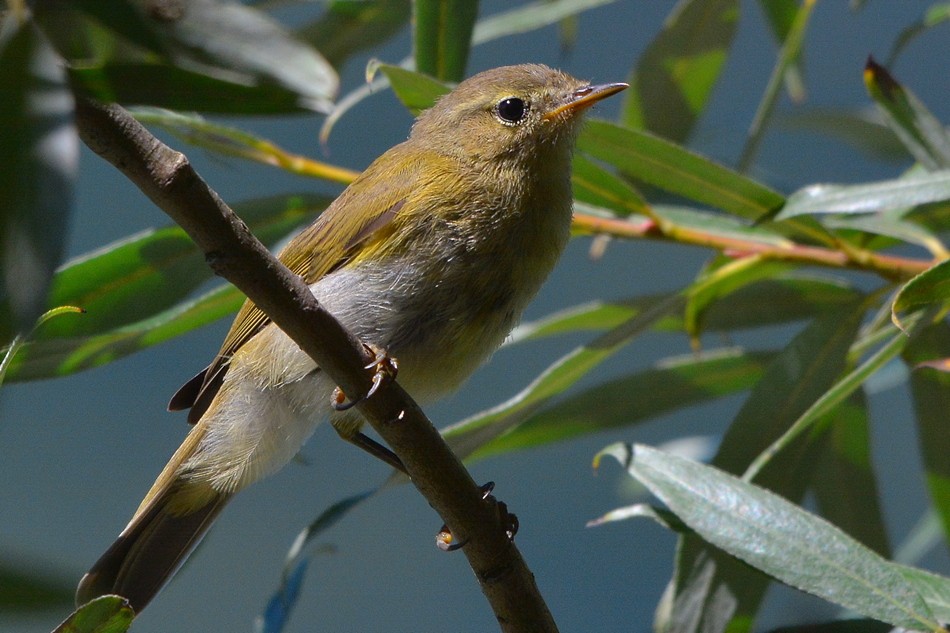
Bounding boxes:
76 473 229 614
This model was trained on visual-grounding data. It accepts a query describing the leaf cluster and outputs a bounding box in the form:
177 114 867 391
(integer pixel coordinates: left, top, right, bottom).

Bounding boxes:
2 2 950 633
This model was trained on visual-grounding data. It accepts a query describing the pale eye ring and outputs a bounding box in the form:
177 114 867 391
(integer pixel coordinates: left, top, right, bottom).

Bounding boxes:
495 97 528 124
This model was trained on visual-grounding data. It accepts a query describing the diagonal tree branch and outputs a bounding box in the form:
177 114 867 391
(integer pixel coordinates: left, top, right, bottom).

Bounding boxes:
74 97 558 633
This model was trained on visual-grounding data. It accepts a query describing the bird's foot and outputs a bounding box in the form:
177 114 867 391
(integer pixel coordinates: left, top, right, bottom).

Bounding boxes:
436 482 519 551
331 344 398 411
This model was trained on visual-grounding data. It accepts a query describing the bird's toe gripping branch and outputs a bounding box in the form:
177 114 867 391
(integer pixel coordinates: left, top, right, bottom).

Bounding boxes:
436 482 520 552
331 344 399 411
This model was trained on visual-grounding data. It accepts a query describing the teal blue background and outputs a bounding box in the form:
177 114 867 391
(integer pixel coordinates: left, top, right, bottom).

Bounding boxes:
2 2 949 632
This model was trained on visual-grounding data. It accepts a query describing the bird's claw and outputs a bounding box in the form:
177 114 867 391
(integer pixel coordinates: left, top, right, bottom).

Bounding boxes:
366 348 398 398
436 481 519 552
332 344 398 411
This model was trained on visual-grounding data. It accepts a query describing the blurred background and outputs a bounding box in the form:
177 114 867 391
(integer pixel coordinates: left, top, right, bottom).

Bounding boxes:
2 1 949 632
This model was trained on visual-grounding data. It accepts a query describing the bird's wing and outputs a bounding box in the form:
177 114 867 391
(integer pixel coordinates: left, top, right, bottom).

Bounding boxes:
169 143 431 422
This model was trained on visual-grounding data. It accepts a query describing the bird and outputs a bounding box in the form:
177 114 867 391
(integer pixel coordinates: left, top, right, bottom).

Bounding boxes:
76 63 626 614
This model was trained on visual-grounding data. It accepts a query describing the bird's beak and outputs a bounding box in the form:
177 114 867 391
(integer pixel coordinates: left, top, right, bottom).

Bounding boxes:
543 82 628 121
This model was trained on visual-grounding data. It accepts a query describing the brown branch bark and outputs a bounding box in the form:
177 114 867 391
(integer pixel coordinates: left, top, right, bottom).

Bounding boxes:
74 97 558 633
572 213 938 282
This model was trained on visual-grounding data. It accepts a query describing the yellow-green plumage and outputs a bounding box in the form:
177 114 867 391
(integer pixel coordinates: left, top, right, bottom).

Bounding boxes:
77 64 626 614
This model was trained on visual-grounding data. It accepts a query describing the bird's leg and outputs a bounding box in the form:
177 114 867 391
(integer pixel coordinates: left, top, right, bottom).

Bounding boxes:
329 343 406 473
346 431 407 474
329 343 519 550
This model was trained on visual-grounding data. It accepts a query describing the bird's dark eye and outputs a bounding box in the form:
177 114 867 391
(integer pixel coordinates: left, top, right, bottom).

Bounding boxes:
496 97 527 123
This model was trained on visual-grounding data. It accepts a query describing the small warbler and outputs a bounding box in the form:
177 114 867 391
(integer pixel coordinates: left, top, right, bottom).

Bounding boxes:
77 63 626 612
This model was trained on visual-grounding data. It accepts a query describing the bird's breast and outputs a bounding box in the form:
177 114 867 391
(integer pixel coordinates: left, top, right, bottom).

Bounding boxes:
316 191 573 400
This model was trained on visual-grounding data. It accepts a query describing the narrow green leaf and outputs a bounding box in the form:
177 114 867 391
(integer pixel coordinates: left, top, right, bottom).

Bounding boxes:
472 0 618 45
42 228 203 337
296 0 411 69
812 392 891 556
36 194 329 340
69 63 317 114
262 490 376 633
53 595 134 633
757 1 797 43
557 13 578 51
905 198 950 235
695 275 862 332
826 214 947 257
656 537 764 633
887 3 950 67
413 0 478 81
651 204 791 246
472 349 776 459
578 120 785 220
717 301 865 474
508 296 666 342
261 557 308 633
0 333 22 387
892 259 950 332
864 57 950 170
3 194 328 381
683 256 790 340
29 3 131 63
780 108 908 162
510 275 860 342
760 620 891 633
776 170 950 220
587 502 686 531
145 0 338 112
47 0 167 56
443 295 684 460
41 0 338 113
738 0 816 171
284 491 375 567
0 22 77 341
895 512 945 568
572 154 649 217
627 444 939 631
131 107 275 159
129 108 359 184
376 64 450 114
0 306 84 386
6 284 241 382
667 301 866 633
743 321 915 482
757 0 806 101
895 564 950 624
903 322 950 544
319 74 390 144
621 0 738 143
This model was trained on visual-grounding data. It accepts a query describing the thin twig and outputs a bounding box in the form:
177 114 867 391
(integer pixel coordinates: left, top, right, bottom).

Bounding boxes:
73 97 558 633
572 213 937 282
